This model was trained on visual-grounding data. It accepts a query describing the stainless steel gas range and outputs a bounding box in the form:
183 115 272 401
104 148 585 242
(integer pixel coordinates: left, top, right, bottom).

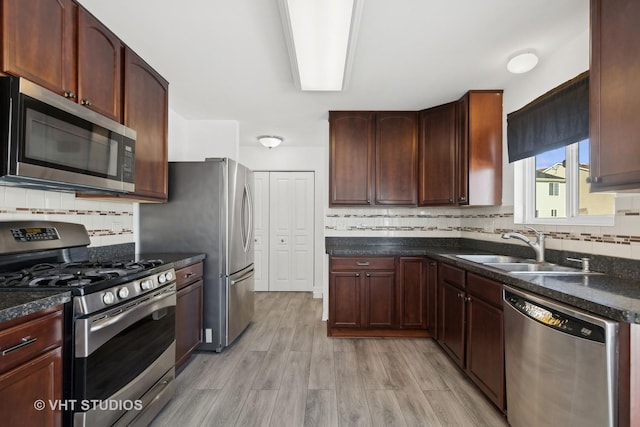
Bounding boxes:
0 220 176 427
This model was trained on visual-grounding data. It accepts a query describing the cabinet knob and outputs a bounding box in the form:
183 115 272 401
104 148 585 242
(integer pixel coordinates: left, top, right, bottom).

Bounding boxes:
459 196 467 202
366 273 370 277
64 90 76 99
81 98 92 106
355 273 360 277
464 296 471 302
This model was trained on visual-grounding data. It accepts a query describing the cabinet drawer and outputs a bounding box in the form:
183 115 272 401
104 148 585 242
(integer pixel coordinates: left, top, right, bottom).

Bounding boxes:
466 273 502 308
175 262 204 290
0 310 63 374
439 263 465 289
330 257 395 271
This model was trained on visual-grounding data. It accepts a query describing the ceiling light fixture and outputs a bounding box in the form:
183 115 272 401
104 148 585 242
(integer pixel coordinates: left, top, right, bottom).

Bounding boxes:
258 135 283 149
278 0 363 91
507 50 539 74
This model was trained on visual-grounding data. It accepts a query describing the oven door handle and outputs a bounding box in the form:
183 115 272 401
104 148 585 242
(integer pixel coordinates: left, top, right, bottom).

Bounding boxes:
75 285 176 358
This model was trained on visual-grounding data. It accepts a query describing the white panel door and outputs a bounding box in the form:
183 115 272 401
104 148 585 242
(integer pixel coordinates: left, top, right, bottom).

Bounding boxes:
269 172 314 292
253 172 270 291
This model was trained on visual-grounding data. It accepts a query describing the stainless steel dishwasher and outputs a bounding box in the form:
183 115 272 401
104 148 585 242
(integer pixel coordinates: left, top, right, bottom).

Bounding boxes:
503 286 618 427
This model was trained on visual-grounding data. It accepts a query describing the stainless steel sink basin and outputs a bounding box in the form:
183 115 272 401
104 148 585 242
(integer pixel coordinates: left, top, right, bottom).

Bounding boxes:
456 254 532 264
484 262 600 275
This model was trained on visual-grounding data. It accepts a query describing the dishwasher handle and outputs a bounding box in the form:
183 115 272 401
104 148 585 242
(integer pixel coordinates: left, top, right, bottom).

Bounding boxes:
504 290 606 343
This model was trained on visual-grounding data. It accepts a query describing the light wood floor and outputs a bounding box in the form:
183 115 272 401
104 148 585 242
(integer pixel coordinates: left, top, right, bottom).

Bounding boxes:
151 292 509 427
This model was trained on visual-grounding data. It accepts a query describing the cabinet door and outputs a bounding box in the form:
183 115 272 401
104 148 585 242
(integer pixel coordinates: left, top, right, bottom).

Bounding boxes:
329 111 374 205
375 112 418 205
465 295 505 410
438 263 466 368
463 90 503 206
175 280 203 370
418 103 456 206
124 47 169 201
2 0 76 98
425 259 438 335
455 96 470 205
77 7 122 122
0 347 62 427
590 0 640 191
364 270 396 328
329 271 361 328
398 257 427 329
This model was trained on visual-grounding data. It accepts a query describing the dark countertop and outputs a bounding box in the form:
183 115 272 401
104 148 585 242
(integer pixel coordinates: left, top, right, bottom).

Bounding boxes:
135 253 206 270
0 291 71 324
326 237 640 324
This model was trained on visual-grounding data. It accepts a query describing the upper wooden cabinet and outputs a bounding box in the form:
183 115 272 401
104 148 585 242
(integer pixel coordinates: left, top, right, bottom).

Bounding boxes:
2 1 122 122
457 90 503 206
329 111 374 205
329 111 417 206
375 112 418 205
589 0 640 191
418 102 457 205
77 7 122 122
122 48 169 201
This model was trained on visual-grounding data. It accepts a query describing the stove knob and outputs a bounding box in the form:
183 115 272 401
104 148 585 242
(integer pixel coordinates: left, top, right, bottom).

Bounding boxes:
158 273 167 284
102 291 116 305
165 271 174 282
118 287 130 299
140 279 154 291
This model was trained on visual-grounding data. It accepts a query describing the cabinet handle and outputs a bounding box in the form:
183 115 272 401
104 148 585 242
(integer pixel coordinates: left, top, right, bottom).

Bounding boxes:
1 336 37 356
356 261 370 266
81 98 92 106
184 272 195 279
355 273 360 277
366 273 370 277
64 90 76 99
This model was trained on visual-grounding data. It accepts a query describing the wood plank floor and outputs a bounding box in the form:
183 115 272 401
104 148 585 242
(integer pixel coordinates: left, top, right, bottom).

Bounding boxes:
151 292 509 427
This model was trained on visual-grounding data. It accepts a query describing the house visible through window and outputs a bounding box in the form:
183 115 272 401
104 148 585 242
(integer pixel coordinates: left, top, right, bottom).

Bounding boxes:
548 182 559 196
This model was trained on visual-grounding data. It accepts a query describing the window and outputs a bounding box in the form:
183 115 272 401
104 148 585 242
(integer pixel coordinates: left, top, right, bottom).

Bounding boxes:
515 138 615 225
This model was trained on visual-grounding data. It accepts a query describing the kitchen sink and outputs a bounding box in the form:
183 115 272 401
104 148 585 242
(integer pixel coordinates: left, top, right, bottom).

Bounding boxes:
456 254 601 276
455 254 532 264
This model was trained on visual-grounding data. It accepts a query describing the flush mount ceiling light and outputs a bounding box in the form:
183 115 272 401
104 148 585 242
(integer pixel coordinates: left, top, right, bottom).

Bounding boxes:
258 135 283 149
278 0 363 91
507 50 539 74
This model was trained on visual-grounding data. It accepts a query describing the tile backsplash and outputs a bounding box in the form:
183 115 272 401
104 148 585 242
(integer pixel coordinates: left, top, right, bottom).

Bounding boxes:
325 195 640 260
0 186 134 247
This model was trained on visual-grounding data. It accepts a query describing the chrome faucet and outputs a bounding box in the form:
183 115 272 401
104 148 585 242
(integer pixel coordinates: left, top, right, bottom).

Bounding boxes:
502 226 545 262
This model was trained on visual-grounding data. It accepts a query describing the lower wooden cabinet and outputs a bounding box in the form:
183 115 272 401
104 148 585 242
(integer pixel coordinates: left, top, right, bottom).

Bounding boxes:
328 256 433 337
175 262 203 371
436 263 505 411
0 307 64 427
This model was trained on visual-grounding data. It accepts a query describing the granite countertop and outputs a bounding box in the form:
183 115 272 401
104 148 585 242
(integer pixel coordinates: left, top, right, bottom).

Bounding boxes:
136 253 206 270
0 291 71 324
326 237 640 324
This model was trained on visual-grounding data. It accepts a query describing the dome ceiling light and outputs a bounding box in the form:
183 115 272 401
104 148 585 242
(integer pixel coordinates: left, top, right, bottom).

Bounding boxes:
507 50 539 74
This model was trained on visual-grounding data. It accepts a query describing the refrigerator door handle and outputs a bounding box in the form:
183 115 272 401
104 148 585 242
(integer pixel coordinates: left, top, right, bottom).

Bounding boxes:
241 182 254 253
230 267 255 286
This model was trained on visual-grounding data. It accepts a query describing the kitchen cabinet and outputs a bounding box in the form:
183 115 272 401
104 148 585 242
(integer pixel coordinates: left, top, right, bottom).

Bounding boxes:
175 261 203 371
121 47 169 202
375 112 418 205
329 256 433 337
0 306 64 427
589 0 640 191
329 257 396 331
436 263 505 411
77 6 122 122
329 111 417 206
329 111 374 206
418 102 457 205
2 1 123 122
397 256 429 330
456 90 503 206
1 0 77 100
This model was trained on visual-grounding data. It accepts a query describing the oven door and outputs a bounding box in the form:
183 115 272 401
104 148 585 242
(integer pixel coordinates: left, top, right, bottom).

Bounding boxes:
73 284 176 427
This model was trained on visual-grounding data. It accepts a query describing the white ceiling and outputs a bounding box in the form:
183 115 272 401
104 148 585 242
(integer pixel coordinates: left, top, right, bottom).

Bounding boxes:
78 0 589 148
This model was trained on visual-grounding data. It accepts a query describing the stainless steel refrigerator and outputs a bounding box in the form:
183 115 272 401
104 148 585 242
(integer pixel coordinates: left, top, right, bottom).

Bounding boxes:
139 158 254 352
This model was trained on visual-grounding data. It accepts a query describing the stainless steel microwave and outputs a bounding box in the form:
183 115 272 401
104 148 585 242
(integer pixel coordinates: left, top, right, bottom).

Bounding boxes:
0 76 135 193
